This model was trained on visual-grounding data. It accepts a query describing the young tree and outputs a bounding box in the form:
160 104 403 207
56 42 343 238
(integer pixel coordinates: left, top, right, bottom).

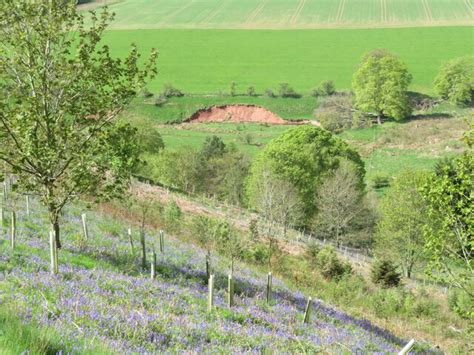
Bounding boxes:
216 222 247 276
434 56 474 106
0 1 157 248
312 160 365 247
247 125 364 223
421 153 473 300
352 49 412 124
375 170 429 278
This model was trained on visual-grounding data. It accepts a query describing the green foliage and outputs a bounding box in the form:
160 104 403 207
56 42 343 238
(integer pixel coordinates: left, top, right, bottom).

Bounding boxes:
434 56 474 106
163 201 182 234
375 170 429 278
370 174 391 189
264 89 275 98
229 81 237 97
200 136 226 159
247 125 364 222
160 83 184 98
447 288 473 320
247 86 256 97
352 49 412 122
371 259 401 288
137 126 165 154
311 80 336 97
0 1 156 245
278 83 300 98
313 246 351 280
421 151 473 305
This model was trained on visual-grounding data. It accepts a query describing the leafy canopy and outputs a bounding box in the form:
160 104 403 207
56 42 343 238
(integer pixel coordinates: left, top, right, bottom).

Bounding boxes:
352 49 412 122
434 56 474 106
0 1 157 243
247 125 364 223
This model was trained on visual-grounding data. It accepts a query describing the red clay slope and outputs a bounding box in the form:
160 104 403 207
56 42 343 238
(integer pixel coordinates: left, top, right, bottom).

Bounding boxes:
184 104 311 125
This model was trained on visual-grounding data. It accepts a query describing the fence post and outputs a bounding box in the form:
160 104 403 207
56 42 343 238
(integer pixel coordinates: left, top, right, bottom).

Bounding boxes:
0 205 3 235
207 274 214 312
3 181 7 202
127 228 134 255
266 272 273 303
227 274 234 307
49 230 58 274
398 339 415 355
140 226 147 269
10 211 16 249
81 213 89 240
25 195 30 216
151 250 156 279
303 296 312 324
159 230 164 253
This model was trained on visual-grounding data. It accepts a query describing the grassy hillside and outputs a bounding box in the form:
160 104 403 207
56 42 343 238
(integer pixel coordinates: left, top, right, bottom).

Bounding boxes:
83 0 473 29
103 27 473 93
0 199 419 353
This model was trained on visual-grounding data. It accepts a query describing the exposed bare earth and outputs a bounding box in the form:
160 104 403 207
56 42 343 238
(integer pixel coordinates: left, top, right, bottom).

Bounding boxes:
184 104 315 125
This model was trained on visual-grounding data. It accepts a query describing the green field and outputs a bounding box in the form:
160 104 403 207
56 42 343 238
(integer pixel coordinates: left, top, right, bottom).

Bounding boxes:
104 27 473 93
84 0 473 29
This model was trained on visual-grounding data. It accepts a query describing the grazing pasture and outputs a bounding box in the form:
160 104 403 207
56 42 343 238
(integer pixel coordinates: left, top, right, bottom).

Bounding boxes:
86 0 473 29
103 26 473 94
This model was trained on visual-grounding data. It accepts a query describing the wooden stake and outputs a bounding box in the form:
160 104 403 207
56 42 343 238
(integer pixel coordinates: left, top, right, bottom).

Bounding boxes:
128 228 134 255
266 272 272 303
227 274 234 307
140 226 146 269
303 296 312 324
151 250 156 279
25 195 30 216
159 230 164 253
207 274 214 312
81 213 89 240
10 211 16 249
49 231 58 274
398 339 415 355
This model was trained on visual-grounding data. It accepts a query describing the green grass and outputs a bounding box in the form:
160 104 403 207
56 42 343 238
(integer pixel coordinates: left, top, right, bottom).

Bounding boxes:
103 26 473 94
83 0 473 29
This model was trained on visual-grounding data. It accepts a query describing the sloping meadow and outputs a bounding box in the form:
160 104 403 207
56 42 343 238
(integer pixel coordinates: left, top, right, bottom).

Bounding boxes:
1 199 414 353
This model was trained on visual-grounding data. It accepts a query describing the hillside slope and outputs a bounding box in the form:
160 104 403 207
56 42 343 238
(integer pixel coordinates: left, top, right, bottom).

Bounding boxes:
0 199 418 353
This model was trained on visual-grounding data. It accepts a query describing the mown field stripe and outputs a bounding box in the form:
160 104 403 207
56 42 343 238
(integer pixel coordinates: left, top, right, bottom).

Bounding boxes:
200 0 228 24
421 0 434 22
336 0 347 23
290 0 307 25
159 0 197 25
381 0 388 22
464 0 474 13
245 0 268 26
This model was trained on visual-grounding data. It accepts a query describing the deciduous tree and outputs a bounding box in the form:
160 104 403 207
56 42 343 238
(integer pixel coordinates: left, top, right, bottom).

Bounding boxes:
0 1 157 247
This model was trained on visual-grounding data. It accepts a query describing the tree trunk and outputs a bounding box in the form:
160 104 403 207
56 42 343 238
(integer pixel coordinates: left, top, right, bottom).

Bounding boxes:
377 112 382 125
53 220 61 249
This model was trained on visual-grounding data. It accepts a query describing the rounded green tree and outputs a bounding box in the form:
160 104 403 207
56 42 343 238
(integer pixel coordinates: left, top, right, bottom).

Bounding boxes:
246 125 364 224
434 56 474 106
352 49 412 124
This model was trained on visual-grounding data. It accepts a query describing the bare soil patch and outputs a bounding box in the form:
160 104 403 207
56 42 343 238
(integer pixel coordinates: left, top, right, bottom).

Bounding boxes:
184 104 313 125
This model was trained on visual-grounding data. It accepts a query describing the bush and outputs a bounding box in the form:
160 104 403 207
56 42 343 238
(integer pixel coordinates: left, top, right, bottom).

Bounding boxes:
139 87 154 98
230 81 237 97
371 174 390 189
264 88 275 98
163 201 182 234
278 83 300 98
305 241 321 262
434 56 474 106
247 86 256 97
154 96 167 107
371 259 401 287
448 288 473 319
314 95 355 132
314 246 351 280
311 80 336 97
160 84 184 98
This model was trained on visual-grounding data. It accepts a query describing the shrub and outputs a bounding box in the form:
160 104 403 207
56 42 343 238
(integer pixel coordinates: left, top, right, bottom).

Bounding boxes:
160 83 184 98
139 87 154 98
434 56 474 106
314 95 355 132
154 96 167 107
163 201 182 234
278 83 300 98
230 81 237 97
311 80 336 97
448 288 473 319
371 174 390 189
305 241 321 263
371 259 401 287
314 246 351 280
264 88 275 98
247 86 256 97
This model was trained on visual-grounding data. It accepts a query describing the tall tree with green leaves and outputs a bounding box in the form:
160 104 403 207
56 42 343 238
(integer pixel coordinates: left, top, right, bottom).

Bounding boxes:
0 1 157 247
247 125 364 224
375 170 429 278
352 49 412 124
434 56 474 106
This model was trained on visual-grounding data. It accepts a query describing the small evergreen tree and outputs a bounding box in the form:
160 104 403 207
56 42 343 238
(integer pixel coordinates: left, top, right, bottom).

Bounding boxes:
371 259 401 287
